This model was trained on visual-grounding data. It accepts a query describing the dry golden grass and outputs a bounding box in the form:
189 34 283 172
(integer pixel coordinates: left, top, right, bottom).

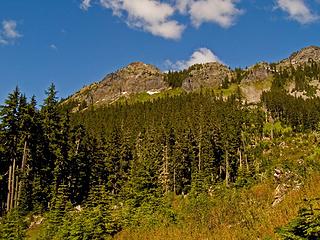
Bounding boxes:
115 174 320 240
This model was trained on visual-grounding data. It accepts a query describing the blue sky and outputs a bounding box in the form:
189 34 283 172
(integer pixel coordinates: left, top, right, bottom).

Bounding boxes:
0 0 320 103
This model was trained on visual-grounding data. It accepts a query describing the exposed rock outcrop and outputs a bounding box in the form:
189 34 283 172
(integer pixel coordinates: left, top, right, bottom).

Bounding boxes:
68 62 167 107
278 46 320 68
182 62 233 91
272 168 303 207
242 62 272 83
240 62 273 103
65 45 320 109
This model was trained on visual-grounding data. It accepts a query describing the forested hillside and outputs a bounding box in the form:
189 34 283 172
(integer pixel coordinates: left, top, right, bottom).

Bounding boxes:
1 49 320 239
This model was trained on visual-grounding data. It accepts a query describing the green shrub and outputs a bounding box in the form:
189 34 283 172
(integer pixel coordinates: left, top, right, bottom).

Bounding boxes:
0 209 28 240
276 198 320 239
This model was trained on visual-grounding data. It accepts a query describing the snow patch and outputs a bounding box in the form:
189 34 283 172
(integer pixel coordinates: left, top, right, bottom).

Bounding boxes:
147 90 160 95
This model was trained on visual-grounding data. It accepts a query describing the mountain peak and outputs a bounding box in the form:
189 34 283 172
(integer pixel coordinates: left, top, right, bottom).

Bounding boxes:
277 45 320 67
127 61 148 67
285 45 320 65
121 61 160 73
300 45 320 51
65 45 320 110
66 61 166 109
182 61 232 91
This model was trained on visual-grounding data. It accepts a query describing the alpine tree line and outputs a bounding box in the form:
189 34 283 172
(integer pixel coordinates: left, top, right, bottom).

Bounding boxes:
262 60 320 131
1 60 320 238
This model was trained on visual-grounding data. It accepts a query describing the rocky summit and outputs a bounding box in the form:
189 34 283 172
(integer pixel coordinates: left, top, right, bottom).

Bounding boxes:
65 45 320 110
182 62 233 91
278 46 320 68
68 62 167 108
242 62 272 83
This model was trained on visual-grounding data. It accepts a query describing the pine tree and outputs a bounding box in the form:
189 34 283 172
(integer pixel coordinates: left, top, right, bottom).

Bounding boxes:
0 87 21 213
40 83 62 207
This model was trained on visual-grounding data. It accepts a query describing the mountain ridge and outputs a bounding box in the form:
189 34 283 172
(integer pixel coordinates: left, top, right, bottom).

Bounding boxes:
64 45 320 110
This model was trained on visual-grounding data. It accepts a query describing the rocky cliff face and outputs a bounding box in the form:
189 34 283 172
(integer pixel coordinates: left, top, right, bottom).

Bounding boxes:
242 62 272 83
68 62 167 107
182 62 233 91
239 47 320 103
66 45 320 109
239 62 273 103
278 46 320 68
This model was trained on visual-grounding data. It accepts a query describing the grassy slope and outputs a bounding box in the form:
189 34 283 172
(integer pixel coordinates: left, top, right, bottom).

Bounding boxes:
242 76 273 91
116 79 272 106
64 76 272 111
115 177 320 240
26 225 42 240
114 133 320 240
25 133 320 240
213 83 239 97
115 83 241 106
116 88 186 105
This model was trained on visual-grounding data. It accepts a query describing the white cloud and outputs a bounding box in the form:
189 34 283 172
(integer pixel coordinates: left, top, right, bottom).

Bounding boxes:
0 38 8 45
166 48 223 70
0 20 22 45
175 0 243 28
50 44 58 50
80 0 92 10
100 0 185 39
100 0 122 16
83 0 244 39
3 20 21 39
276 0 318 24
175 0 192 13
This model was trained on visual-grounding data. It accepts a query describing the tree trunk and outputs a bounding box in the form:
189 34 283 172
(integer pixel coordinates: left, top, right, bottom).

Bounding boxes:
198 141 201 172
75 138 80 155
245 154 249 173
225 150 229 187
164 145 169 194
173 168 176 195
18 140 28 205
6 165 12 212
161 145 169 194
14 175 19 208
198 124 202 173
21 140 27 170
10 159 16 210
239 148 242 170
